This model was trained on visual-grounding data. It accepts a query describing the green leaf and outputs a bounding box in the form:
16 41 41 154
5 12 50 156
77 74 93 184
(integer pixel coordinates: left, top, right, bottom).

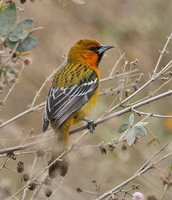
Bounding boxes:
134 125 147 138
9 19 33 42
125 127 135 145
5 36 38 52
17 36 38 52
128 113 134 126
118 123 129 133
0 3 16 36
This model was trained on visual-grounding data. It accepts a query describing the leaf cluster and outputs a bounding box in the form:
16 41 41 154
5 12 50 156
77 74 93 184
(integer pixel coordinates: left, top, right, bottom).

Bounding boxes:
0 3 38 52
118 113 148 145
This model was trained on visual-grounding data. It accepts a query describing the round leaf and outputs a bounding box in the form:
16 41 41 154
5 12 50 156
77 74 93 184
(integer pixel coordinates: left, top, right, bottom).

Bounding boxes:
134 125 147 138
4 36 38 52
118 123 129 133
0 3 16 36
125 127 136 146
17 36 38 52
9 19 34 42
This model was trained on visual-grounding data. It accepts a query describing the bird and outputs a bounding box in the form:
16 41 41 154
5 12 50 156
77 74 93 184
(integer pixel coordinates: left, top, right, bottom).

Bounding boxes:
43 39 113 177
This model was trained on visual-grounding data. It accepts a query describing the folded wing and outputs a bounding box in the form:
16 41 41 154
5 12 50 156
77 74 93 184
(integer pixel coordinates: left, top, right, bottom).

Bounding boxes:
43 71 98 132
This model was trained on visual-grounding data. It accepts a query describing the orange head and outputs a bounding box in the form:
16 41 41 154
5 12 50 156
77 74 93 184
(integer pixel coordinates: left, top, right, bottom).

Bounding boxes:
68 39 113 67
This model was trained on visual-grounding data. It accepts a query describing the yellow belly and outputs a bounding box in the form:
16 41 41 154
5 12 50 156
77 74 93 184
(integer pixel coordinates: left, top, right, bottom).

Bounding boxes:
76 90 98 121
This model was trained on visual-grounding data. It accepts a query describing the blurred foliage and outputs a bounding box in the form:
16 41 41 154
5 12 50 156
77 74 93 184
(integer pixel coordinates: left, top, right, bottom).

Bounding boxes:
0 3 38 52
0 2 16 36
0 1 39 92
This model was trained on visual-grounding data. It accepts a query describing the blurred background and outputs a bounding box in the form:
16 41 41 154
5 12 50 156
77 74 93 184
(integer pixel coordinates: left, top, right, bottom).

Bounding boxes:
1 0 172 199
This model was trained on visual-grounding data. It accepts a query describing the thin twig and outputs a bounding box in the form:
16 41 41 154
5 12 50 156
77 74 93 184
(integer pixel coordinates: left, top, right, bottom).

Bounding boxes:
109 52 125 77
30 175 48 200
130 77 172 106
30 59 66 108
0 102 45 129
132 108 172 119
1 62 26 105
152 33 172 75
100 69 139 83
96 144 171 200
4 42 20 64
108 58 172 113
0 134 53 155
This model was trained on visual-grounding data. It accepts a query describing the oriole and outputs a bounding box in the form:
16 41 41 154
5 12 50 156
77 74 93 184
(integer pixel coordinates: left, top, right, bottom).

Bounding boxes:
43 39 113 177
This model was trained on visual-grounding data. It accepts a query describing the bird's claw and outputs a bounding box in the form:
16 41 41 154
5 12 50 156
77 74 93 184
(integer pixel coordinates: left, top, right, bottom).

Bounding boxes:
85 120 97 133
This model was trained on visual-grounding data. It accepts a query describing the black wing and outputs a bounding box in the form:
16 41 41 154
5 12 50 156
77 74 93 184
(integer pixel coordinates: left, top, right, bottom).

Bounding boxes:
43 72 98 132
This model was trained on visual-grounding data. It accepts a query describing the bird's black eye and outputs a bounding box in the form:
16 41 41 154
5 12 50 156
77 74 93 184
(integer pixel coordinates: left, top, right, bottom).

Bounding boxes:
89 46 100 52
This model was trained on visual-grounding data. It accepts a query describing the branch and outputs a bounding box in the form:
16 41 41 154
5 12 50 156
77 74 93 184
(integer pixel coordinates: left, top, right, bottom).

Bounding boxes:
0 102 44 129
0 69 139 129
129 76 172 106
4 42 20 64
70 90 172 134
132 108 172 119
100 69 140 83
153 33 172 75
108 59 172 113
0 90 171 156
0 134 52 155
0 62 26 105
109 52 125 77
0 60 67 128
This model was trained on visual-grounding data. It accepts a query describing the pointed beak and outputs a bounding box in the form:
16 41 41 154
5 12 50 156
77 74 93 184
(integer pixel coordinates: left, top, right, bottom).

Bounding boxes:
97 45 114 55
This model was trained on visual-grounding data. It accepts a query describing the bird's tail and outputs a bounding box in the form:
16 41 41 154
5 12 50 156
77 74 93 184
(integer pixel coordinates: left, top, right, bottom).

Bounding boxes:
49 126 69 178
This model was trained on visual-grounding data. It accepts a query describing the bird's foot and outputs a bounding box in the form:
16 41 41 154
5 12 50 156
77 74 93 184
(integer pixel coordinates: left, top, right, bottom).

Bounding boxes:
83 119 97 133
